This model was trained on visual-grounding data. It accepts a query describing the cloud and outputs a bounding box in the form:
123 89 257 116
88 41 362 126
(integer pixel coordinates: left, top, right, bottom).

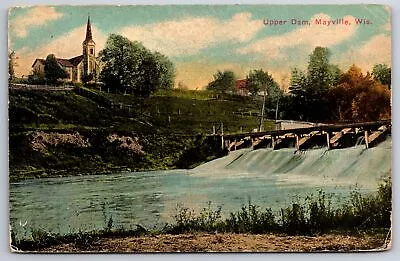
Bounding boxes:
238 13 358 59
10 6 64 38
14 25 107 77
335 34 391 72
119 12 263 56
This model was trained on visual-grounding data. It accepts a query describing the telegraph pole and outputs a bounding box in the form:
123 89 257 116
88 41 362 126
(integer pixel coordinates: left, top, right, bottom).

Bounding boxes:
275 94 280 122
258 89 267 132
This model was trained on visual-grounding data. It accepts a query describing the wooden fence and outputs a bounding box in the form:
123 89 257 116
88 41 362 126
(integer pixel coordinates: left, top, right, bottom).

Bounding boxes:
9 83 75 91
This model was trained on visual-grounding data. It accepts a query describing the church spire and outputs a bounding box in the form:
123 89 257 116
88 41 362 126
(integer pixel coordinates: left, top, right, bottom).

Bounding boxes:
84 16 93 43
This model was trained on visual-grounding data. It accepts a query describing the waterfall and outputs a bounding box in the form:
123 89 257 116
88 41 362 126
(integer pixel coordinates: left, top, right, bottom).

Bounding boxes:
194 136 391 189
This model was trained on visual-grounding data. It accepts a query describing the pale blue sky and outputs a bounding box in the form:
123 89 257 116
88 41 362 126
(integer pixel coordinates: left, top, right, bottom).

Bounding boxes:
8 4 391 89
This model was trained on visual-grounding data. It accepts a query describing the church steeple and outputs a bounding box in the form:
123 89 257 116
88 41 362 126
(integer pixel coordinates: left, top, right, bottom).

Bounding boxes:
84 16 94 43
82 15 96 56
82 16 96 81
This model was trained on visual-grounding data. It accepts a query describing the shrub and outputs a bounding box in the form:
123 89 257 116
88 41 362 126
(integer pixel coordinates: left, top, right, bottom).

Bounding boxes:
226 202 277 233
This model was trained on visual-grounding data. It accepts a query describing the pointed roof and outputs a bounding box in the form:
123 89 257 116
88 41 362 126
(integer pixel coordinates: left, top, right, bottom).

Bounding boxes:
56 58 74 67
83 16 95 44
32 58 45 67
69 55 84 66
32 55 84 68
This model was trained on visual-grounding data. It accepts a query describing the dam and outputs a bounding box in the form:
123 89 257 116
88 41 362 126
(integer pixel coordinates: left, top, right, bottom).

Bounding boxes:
10 135 391 238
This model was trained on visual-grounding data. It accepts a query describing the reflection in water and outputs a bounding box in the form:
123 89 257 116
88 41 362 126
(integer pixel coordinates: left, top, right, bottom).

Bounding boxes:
10 138 391 238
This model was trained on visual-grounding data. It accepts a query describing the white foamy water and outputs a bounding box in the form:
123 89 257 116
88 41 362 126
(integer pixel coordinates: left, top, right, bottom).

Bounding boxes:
10 137 391 238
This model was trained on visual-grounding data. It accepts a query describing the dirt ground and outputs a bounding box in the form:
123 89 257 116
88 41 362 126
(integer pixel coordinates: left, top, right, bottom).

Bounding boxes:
37 233 390 253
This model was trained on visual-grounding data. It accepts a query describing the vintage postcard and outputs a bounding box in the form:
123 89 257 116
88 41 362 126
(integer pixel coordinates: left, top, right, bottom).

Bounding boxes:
8 4 391 252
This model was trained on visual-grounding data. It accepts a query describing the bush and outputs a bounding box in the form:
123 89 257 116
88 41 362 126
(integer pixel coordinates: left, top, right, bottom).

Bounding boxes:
226 202 277 233
11 180 391 251
165 180 391 236
165 202 224 234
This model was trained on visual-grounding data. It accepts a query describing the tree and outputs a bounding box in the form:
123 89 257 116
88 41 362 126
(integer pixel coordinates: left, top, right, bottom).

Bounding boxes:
44 54 68 85
372 64 391 89
246 69 281 98
328 65 391 121
206 70 236 94
288 68 308 120
28 68 46 85
138 51 175 96
99 34 175 97
288 47 342 121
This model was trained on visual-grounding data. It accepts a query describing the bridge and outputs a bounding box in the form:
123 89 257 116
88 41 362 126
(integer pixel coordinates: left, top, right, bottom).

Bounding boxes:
216 120 391 152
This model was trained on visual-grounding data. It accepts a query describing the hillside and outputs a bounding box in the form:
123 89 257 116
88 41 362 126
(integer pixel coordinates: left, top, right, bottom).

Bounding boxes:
9 88 274 181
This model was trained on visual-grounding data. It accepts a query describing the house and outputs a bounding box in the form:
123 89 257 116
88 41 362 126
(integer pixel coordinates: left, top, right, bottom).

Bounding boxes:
31 16 99 83
235 79 249 96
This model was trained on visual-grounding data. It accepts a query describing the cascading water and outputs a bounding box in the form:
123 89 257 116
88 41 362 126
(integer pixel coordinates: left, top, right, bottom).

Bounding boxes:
194 136 391 189
9 136 391 238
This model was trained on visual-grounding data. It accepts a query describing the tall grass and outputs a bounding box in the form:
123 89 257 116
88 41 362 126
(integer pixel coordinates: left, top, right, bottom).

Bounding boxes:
11 179 391 251
164 179 392 235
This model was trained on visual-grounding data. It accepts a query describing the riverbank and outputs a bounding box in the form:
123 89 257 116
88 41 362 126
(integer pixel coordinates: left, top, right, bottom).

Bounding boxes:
10 88 273 182
33 233 389 252
11 179 391 252
9 128 228 182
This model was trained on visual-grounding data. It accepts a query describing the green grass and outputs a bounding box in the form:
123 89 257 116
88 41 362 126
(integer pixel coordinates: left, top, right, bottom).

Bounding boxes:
8 88 274 181
164 178 392 235
91 88 274 134
10 88 275 135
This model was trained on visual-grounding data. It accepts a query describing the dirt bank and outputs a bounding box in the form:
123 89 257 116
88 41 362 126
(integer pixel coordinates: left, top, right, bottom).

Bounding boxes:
37 233 389 253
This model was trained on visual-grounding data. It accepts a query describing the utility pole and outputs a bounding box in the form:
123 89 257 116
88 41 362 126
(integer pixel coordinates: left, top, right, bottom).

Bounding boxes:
258 89 267 132
275 95 280 122
221 122 224 150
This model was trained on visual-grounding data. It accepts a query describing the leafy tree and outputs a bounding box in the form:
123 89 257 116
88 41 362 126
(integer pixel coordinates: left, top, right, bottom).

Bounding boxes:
372 64 391 89
206 70 236 94
138 51 175 96
288 47 342 121
288 68 308 120
44 54 68 85
246 69 283 120
99 34 175 97
329 65 391 121
246 69 281 98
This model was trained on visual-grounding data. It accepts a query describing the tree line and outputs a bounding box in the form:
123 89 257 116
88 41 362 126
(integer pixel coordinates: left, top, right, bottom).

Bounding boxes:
286 47 390 122
12 35 390 123
205 46 391 123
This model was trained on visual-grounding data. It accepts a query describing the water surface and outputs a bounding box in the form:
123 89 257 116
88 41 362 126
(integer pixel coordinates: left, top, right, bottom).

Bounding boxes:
10 138 391 238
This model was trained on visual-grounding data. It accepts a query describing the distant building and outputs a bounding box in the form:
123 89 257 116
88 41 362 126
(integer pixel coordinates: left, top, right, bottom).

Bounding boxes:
235 79 249 96
31 16 99 83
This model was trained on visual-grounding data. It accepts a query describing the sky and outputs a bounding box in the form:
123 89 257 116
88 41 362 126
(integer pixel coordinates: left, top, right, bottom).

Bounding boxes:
8 5 391 90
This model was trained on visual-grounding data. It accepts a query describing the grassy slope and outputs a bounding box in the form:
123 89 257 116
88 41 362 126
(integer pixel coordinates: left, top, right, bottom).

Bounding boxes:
92 89 274 134
9 88 274 181
9 89 274 133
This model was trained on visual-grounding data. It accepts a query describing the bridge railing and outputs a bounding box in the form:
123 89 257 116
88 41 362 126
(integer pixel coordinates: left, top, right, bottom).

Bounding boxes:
221 120 391 139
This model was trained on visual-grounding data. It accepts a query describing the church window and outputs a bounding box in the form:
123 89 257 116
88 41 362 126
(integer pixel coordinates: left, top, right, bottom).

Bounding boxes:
90 48 94 55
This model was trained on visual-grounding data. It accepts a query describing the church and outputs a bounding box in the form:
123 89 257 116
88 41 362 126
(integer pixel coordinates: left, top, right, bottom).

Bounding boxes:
32 17 98 83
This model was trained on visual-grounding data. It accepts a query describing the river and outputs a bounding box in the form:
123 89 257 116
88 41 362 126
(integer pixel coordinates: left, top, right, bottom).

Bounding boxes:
9 137 391 238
